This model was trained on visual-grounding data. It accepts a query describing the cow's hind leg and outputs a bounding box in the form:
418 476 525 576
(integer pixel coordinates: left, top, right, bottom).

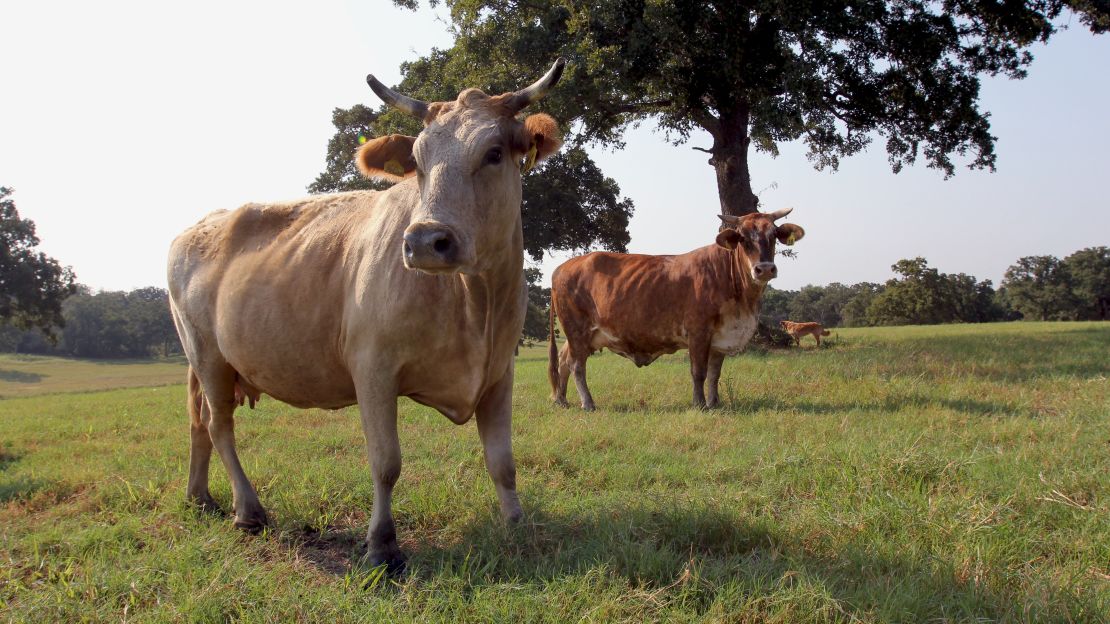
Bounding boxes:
688 337 712 409
476 363 523 523
705 351 726 409
570 350 596 411
553 343 572 408
355 381 405 574
186 369 219 512
198 366 268 532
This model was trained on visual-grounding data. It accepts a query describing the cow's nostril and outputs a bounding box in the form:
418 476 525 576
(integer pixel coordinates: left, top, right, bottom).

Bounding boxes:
403 241 414 257
433 237 451 254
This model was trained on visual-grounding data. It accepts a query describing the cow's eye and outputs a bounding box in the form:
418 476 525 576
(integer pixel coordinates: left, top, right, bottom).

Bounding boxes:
484 147 503 166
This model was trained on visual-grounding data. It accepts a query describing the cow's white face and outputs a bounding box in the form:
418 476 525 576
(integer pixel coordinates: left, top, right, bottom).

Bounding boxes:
357 63 563 275
715 209 805 284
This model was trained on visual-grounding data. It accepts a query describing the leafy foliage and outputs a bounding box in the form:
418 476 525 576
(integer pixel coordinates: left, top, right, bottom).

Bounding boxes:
0 187 77 339
522 267 552 343
1062 246 1110 320
392 0 1109 215
866 258 1004 325
0 287 181 358
765 258 1011 328
1002 254 1079 321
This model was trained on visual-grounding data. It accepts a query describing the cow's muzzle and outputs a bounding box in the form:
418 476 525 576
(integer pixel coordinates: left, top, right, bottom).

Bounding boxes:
752 262 778 283
402 222 466 273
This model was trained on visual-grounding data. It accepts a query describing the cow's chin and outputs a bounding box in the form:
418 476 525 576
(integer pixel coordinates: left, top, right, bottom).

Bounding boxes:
750 271 775 285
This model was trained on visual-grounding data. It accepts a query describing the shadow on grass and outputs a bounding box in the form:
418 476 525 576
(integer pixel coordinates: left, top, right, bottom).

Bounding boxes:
0 369 44 383
861 330 1110 383
0 448 20 471
0 476 51 503
278 503 1075 620
722 392 1019 418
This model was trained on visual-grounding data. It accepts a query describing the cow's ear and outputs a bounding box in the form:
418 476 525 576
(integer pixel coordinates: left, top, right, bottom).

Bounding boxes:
356 134 417 182
715 229 742 250
776 224 805 246
518 114 562 167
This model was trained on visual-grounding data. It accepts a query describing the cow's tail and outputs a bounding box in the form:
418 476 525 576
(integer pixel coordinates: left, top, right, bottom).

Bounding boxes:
547 302 559 395
821 329 831 336
187 366 205 427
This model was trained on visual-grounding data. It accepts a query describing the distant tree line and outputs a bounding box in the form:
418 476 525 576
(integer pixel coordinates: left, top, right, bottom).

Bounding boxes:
1 254 1105 357
0 286 180 358
762 247 1110 328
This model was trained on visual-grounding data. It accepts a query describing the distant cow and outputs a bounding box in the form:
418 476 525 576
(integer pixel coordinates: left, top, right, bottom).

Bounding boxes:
548 209 805 410
780 321 831 346
168 60 565 573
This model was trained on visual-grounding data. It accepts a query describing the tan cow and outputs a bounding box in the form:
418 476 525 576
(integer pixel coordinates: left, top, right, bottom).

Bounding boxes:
168 60 565 573
779 320 831 346
549 209 805 410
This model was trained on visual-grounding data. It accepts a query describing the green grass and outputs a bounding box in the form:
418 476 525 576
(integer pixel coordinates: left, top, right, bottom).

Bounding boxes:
1 322 1108 622
0 354 187 398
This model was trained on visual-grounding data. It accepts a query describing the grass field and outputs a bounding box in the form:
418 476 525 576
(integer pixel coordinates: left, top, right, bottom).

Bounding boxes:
0 354 187 399
1 322 1108 622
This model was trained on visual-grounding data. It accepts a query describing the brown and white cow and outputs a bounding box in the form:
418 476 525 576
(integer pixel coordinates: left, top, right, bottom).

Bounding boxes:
167 60 565 573
548 209 804 410
780 320 831 346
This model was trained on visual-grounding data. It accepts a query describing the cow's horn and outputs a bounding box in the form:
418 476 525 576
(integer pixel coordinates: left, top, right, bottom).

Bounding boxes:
765 207 794 221
718 214 742 225
366 74 429 121
507 58 566 112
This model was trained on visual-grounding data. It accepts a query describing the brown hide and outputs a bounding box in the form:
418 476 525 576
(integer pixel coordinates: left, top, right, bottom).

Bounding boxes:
168 185 524 421
552 246 763 367
549 210 803 410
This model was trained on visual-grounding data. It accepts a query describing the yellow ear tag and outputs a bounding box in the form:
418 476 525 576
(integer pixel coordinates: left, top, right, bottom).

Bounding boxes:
521 144 538 173
383 159 405 177
786 232 797 246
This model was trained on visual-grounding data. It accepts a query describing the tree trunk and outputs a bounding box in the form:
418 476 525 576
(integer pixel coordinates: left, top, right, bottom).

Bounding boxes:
709 109 759 216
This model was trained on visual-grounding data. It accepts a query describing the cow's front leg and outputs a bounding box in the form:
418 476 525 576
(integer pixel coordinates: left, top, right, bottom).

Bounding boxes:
356 385 405 574
705 351 726 409
688 338 711 409
475 363 523 522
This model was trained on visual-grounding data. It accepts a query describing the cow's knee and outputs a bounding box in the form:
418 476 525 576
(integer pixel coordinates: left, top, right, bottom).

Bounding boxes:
373 459 401 490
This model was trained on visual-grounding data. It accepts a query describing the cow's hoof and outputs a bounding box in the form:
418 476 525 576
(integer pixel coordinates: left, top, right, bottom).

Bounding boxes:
365 550 407 577
233 508 270 534
189 492 223 515
705 400 720 410
553 398 570 408
581 403 596 412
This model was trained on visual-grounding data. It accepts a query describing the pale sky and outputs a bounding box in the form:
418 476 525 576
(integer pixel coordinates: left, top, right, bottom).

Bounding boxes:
2 1 1108 293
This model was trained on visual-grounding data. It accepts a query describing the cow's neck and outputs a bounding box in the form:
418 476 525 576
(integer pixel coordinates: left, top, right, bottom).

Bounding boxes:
458 223 525 390
729 248 766 314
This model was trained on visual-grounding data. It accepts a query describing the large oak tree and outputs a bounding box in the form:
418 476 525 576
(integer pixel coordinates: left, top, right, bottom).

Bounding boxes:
377 0 1108 217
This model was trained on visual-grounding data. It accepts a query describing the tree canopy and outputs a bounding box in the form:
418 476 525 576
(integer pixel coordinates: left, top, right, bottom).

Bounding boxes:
1062 246 1110 320
381 0 1107 217
0 187 77 338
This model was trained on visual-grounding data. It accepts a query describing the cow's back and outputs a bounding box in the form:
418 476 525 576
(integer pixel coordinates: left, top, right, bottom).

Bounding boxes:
168 190 396 408
552 248 734 362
